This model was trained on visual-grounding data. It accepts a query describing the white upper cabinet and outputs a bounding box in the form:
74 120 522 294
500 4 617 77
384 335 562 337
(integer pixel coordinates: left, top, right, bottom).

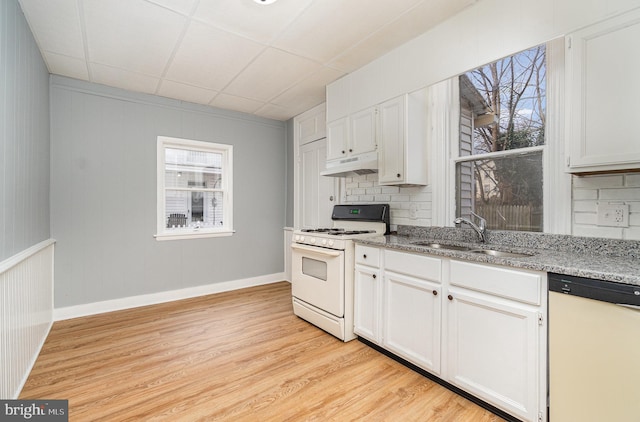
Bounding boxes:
350 107 377 156
297 104 326 145
326 107 377 162
377 91 428 186
566 10 640 173
326 117 350 161
326 75 350 122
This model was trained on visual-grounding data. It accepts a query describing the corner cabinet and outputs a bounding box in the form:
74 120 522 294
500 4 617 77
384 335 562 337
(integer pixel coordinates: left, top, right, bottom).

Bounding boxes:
353 245 548 422
566 10 640 173
378 91 428 186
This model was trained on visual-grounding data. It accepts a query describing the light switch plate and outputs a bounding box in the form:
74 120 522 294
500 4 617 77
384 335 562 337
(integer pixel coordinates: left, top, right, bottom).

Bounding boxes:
596 203 629 227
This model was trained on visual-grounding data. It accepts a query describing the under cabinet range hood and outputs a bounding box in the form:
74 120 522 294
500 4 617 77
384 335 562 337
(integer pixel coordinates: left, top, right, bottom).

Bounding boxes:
320 151 378 177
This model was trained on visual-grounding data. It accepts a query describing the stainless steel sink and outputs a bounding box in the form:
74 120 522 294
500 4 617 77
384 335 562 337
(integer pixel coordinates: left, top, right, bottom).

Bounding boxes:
412 242 473 252
469 249 533 258
412 241 533 258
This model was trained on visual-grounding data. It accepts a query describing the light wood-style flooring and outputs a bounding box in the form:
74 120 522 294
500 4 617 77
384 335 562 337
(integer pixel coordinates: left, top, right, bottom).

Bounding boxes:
21 282 503 421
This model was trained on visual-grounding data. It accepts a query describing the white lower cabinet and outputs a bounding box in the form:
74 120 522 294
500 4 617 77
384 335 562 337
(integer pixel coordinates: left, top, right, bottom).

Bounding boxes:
353 246 547 422
354 245 382 343
383 271 441 374
354 264 381 343
355 246 442 373
445 286 541 422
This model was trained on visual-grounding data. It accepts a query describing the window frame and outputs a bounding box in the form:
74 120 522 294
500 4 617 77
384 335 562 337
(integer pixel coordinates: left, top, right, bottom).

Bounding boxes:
429 39 568 233
155 136 234 241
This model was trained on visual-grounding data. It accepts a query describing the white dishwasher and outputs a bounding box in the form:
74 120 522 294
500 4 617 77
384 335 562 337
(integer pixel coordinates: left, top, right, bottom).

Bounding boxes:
548 272 640 421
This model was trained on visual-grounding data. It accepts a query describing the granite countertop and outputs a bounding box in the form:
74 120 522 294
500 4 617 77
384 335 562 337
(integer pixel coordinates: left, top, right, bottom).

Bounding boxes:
355 226 640 286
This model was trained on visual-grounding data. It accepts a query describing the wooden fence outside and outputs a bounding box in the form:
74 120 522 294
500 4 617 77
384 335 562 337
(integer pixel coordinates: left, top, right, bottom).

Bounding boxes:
475 204 541 232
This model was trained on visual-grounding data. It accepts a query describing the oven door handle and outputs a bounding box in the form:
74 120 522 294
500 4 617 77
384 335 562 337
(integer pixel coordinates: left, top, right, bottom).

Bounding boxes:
291 243 342 257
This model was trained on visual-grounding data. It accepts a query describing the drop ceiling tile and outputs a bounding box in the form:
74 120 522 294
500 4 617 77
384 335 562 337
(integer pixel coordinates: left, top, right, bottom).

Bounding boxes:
164 21 265 91
272 0 422 63
157 80 217 105
224 48 322 102
271 67 343 109
83 0 186 76
90 63 160 95
143 0 198 16
254 103 297 121
18 0 85 59
44 52 89 80
329 0 477 71
192 0 314 44
210 93 264 115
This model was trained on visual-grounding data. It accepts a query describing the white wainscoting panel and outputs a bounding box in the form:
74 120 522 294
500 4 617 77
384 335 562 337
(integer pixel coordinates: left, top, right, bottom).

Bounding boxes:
0 239 55 399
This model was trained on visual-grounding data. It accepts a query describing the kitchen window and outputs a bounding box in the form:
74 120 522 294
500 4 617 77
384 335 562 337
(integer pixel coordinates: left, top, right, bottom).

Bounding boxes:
156 136 233 240
455 44 546 232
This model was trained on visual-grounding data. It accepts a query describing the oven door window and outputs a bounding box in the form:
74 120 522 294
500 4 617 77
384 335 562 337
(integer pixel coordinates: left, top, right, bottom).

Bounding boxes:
302 257 327 281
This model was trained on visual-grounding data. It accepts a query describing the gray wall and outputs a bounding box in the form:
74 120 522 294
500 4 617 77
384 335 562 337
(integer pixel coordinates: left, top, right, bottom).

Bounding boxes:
0 0 50 262
285 118 294 227
50 76 286 307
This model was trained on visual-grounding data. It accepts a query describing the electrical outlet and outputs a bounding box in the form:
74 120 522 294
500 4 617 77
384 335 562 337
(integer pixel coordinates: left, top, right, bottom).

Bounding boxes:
596 203 629 227
409 203 419 220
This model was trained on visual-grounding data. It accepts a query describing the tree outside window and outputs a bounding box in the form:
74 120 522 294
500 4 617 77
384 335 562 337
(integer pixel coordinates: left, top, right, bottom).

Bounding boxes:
457 45 546 232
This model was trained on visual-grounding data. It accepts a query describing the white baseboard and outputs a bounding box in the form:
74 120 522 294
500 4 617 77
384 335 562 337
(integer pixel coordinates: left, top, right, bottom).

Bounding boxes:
54 272 287 321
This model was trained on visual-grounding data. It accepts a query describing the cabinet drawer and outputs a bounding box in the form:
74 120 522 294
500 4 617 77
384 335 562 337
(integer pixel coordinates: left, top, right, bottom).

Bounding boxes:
385 250 441 282
355 245 380 267
449 260 542 305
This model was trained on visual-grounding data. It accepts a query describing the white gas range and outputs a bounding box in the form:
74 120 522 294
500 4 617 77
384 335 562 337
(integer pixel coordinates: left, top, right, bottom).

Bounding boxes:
291 204 390 341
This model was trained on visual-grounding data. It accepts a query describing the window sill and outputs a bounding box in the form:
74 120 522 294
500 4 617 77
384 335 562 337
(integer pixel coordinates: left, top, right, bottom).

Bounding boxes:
154 230 235 241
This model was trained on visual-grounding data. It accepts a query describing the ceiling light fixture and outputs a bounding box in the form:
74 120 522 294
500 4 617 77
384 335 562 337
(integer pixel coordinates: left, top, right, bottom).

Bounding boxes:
253 0 278 4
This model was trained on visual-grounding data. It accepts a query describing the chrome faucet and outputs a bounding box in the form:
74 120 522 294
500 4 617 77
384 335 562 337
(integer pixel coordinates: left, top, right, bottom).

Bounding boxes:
454 212 487 243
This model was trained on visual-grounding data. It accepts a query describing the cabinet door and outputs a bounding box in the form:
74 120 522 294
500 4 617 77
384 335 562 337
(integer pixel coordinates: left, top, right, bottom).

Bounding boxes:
354 265 381 343
383 271 441 375
378 96 405 184
326 117 349 161
350 107 377 155
566 10 640 172
298 107 326 145
446 287 540 422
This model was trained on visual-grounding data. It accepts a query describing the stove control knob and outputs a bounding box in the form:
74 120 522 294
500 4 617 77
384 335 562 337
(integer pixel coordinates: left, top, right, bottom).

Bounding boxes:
294 235 300 241
321 239 327 245
328 240 334 247
309 238 316 244
299 236 305 242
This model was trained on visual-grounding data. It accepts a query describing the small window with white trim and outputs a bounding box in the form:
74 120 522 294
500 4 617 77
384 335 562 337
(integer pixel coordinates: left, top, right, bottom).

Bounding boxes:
156 136 233 240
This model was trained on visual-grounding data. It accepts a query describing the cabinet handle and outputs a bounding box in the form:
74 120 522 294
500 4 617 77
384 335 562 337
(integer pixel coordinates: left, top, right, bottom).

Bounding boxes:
349 148 353 152
363 254 367 259
433 290 438 296
341 150 346 154
448 294 453 301
397 173 401 178
372 274 377 279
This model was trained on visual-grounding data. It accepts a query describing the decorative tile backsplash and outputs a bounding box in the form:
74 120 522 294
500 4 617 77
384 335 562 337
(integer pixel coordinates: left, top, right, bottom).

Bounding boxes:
572 173 640 240
343 174 432 229
344 172 640 240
